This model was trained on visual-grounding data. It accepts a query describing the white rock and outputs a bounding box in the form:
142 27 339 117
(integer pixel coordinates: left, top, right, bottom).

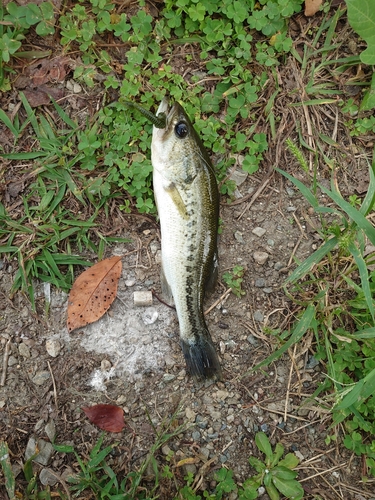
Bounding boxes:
134 291 153 307
142 307 158 325
253 251 269 265
46 339 61 357
252 227 266 237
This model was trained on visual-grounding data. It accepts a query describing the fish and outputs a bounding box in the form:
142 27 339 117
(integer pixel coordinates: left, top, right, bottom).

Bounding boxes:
150 98 222 381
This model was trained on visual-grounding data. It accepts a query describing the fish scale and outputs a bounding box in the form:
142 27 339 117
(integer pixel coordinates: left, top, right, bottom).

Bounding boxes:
151 98 222 381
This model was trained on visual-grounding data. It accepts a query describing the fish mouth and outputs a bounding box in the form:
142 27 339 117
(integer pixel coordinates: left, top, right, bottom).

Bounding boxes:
156 98 178 129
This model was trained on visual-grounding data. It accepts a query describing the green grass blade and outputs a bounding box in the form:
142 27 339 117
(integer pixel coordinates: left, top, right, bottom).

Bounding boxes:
51 97 79 130
0 441 15 500
319 184 375 245
286 237 339 284
252 304 316 371
19 92 40 136
360 163 375 216
0 109 19 137
275 168 319 208
348 241 375 322
352 327 375 339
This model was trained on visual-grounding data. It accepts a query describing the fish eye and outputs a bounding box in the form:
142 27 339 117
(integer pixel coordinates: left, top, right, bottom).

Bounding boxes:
175 121 188 139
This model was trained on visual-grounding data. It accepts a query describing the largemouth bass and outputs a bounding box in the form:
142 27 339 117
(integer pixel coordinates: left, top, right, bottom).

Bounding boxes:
150 98 222 381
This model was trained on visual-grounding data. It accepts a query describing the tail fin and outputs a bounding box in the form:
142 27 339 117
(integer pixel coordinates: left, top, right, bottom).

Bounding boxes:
181 334 222 381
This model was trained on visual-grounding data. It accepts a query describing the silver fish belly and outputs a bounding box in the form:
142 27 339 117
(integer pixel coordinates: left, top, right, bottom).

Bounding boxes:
151 98 222 381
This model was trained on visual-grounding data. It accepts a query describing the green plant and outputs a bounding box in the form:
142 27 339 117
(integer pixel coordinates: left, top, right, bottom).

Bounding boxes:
238 432 304 500
257 154 375 477
222 265 246 297
0 1 54 89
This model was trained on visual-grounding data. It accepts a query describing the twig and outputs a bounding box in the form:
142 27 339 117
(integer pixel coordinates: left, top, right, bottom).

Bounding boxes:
204 288 232 315
287 234 303 267
284 344 296 422
47 361 58 410
237 171 273 220
299 462 347 483
0 340 11 386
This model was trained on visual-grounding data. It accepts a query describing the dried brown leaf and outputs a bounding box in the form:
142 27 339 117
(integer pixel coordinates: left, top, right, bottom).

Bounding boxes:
67 256 122 332
82 404 125 432
305 0 323 16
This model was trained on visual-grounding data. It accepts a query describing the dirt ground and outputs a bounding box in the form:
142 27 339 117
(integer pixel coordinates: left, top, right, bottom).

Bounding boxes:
1 4 375 500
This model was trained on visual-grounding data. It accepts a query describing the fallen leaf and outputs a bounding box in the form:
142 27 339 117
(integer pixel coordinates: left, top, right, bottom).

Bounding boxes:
67 256 122 332
82 404 125 432
23 86 65 107
30 56 73 86
305 0 323 16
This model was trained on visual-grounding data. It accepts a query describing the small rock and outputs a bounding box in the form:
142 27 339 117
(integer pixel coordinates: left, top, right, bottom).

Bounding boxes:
263 287 273 294
163 373 175 383
125 279 135 287
253 251 269 265
200 447 210 460
192 431 201 441
274 261 284 271
45 420 56 442
287 206 297 212
185 407 196 421
32 371 50 386
134 291 153 307
252 227 266 237
306 356 319 369
255 278 266 287
219 454 228 463
8 355 18 367
216 390 229 401
183 463 196 475
267 239 274 246
229 167 248 187
39 468 58 486
247 335 259 346
18 343 31 358
46 339 61 357
142 308 158 325
234 231 244 243
219 341 226 355
101 359 111 371
162 445 172 456
260 423 269 433
253 310 264 322
286 187 295 197
25 437 54 466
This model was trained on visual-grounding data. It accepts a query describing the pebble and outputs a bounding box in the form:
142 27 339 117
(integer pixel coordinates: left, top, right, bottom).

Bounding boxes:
162 445 172 456
32 371 51 386
39 468 58 486
66 79 82 93
286 187 295 197
134 291 153 307
247 335 259 346
46 339 61 357
200 447 210 459
263 287 273 294
274 261 285 270
229 168 248 187
253 310 264 322
287 206 296 212
253 251 269 265
260 423 269 433
18 343 30 358
25 437 54 466
45 420 56 442
219 454 228 463
8 355 18 367
185 407 196 421
255 278 266 287
142 308 158 325
196 416 208 429
163 373 175 383
234 231 244 243
125 279 136 287
267 239 274 246
252 227 266 237
306 355 320 369
192 431 201 441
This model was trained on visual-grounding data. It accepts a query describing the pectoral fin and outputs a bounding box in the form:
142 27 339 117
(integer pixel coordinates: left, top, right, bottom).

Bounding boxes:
166 182 188 219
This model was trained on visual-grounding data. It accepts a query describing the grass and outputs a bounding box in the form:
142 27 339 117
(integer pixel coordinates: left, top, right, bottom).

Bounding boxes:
1 0 375 496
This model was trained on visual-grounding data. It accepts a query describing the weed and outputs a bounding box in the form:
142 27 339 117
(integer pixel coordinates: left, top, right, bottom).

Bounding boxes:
222 265 246 297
